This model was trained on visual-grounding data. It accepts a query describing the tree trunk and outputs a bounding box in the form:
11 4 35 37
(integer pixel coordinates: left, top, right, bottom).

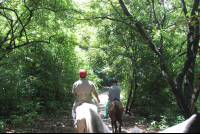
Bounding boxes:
125 69 134 113
190 73 200 114
129 74 138 113
184 58 197 114
119 0 199 119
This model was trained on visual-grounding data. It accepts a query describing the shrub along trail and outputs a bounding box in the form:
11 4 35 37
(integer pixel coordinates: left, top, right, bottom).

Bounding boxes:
3 110 75 133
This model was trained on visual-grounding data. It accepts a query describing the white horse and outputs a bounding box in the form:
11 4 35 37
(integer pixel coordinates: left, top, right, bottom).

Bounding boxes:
76 103 111 133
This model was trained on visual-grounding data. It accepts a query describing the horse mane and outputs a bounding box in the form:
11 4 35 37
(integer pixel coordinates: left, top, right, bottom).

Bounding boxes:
89 108 105 133
76 103 111 133
114 104 122 123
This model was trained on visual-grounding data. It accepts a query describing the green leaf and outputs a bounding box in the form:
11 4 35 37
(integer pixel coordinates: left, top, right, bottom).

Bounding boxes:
191 20 197 26
170 26 177 32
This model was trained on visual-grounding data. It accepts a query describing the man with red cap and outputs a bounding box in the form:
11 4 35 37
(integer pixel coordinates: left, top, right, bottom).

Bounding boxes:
71 69 100 130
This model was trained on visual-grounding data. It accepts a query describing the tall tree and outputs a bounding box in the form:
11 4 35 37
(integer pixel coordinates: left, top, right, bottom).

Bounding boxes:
118 0 199 119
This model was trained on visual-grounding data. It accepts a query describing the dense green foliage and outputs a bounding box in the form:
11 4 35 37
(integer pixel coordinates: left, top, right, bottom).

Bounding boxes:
73 0 200 129
0 0 200 132
0 0 101 132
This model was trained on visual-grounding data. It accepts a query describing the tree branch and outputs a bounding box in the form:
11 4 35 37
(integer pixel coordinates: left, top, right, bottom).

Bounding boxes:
118 0 160 55
109 0 124 21
177 40 187 55
190 73 200 114
15 35 55 49
118 0 177 92
152 0 160 29
181 0 188 17
0 6 31 44
0 35 55 61
77 16 139 32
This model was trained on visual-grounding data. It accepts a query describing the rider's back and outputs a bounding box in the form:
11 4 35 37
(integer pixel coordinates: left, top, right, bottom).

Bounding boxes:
109 85 121 102
73 78 96 104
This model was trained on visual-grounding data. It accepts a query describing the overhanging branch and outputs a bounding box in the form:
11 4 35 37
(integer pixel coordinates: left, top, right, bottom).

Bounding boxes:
0 35 55 61
77 16 139 32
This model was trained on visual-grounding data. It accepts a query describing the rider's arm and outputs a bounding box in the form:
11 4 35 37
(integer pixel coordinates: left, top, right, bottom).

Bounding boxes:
72 83 77 96
93 91 100 103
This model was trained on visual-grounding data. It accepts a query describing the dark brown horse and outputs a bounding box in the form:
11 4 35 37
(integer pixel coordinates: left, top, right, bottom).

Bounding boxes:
108 100 124 133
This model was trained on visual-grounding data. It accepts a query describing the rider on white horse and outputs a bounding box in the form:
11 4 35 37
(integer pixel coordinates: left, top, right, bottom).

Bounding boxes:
72 69 100 130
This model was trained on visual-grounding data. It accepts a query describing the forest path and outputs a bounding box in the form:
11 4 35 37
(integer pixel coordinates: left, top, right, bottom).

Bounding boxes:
97 87 133 133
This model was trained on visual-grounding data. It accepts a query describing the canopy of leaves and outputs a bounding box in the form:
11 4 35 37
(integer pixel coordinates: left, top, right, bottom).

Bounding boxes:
0 0 200 132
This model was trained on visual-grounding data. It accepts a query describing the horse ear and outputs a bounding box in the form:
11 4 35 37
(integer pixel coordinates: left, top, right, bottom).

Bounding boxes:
160 114 197 133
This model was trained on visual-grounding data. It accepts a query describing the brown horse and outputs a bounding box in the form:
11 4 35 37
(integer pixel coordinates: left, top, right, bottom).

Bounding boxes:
108 100 124 133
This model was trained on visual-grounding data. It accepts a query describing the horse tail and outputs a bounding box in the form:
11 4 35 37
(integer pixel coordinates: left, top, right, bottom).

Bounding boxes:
114 104 122 123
